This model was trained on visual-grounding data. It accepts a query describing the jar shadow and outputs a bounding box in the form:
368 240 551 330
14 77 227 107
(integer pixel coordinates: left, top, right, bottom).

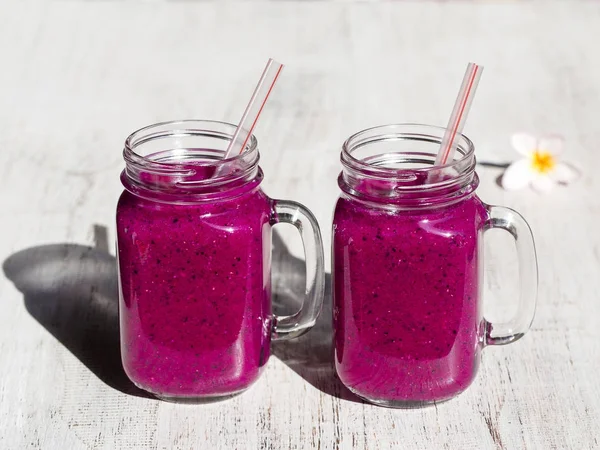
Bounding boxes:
271 231 362 404
2 226 361 403
2 225 150 398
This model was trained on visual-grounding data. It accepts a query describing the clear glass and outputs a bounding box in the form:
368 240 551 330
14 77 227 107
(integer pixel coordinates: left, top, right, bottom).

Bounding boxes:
332 124 538 407
117 120 325 401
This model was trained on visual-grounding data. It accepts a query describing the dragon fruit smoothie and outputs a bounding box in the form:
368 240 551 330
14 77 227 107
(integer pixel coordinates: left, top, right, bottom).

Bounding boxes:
117 121 326 401
333 192 487 403
117 174 272 399
331 123 500 406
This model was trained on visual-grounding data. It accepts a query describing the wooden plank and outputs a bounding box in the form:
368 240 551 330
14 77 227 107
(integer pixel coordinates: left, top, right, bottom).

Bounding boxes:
0 1 598 449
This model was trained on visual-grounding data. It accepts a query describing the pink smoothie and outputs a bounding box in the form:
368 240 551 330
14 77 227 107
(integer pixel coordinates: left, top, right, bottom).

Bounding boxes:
117 165 272 398
333 190 488 403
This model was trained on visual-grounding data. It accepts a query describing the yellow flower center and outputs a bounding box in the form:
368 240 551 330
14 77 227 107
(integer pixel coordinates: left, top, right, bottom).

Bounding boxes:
531 150 555 174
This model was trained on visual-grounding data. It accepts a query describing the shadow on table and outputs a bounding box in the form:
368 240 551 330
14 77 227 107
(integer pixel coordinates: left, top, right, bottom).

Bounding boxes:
2 226 358 403
2 225 149 398
476 160 509 188
271 232 362 404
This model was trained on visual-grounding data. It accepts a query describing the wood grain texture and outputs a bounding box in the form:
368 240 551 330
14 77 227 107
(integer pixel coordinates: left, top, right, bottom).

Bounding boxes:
1 1 599 449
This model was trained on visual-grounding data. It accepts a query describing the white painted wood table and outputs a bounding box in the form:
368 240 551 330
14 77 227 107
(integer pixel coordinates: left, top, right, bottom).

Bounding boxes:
1 1 599 449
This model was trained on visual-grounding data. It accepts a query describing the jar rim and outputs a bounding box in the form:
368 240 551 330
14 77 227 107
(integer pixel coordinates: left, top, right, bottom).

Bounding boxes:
341 123 475 177
121 119 262 204
338 123 478 208
124 119 258 173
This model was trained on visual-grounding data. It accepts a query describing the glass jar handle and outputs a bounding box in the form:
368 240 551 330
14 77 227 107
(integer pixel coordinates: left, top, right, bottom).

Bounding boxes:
483 205 538 346
270 199 325 341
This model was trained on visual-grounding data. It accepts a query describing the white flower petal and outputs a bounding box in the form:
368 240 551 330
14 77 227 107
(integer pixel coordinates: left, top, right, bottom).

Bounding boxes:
501 159 535 190
538 135 564 156
551 162 580 184
531 175 554 193
511 133 537 156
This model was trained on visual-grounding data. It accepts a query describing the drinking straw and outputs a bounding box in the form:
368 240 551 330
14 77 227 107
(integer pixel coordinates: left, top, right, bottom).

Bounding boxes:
434 62 483 166
222 58 284 160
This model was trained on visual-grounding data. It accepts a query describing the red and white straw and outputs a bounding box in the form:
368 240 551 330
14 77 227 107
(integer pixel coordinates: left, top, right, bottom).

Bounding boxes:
434 62 483 166
223 58 284 159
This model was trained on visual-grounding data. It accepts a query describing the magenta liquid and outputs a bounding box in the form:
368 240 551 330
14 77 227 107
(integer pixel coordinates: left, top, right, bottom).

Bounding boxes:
333 193 488 403
117 169 272 398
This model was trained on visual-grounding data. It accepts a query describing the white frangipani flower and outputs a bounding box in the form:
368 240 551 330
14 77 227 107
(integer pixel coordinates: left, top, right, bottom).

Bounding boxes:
501 133 579 192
